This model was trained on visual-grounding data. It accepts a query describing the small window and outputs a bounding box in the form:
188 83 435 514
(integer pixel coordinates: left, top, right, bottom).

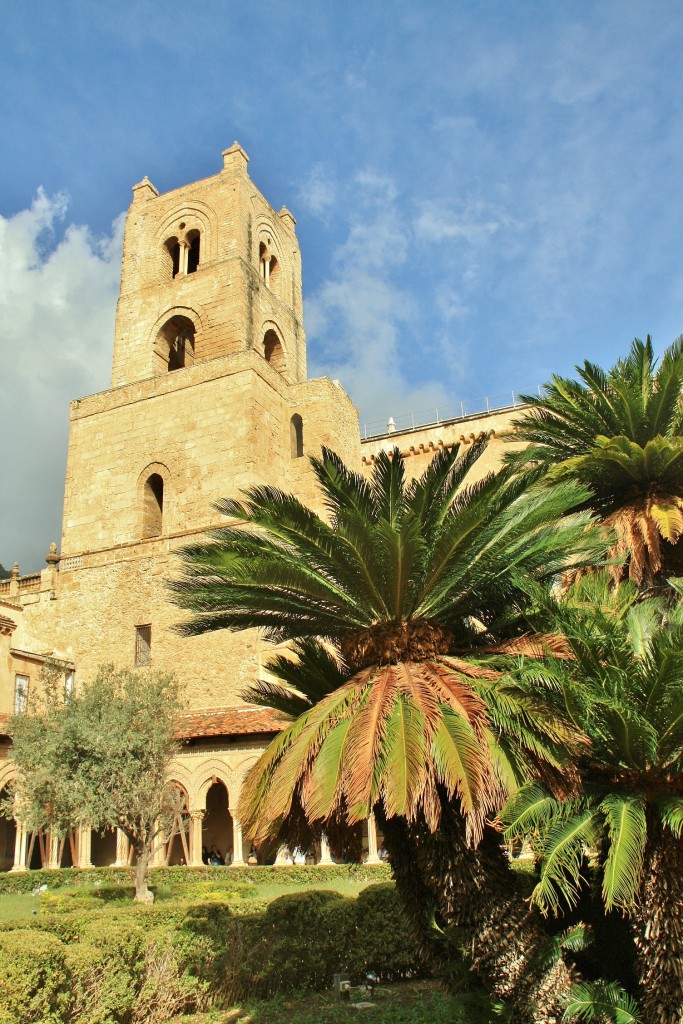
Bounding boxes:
64 671 75 697
135 625 152 667
143 474 164 537
187 231 200 274
290 414 304 458
14 674 29 715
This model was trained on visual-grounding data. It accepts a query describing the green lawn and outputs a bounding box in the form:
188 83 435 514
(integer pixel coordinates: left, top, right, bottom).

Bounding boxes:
0 891 40 921
0 869 382 922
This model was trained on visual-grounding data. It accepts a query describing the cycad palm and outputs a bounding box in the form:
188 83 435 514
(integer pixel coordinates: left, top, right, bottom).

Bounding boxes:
507 336 683 585
173 438 603 1021
502 576 683 1024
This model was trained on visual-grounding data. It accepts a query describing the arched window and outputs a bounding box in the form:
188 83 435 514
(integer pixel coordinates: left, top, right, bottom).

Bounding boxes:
259 240 279 289
154 315 196 373
164 229 200 278
187 230 200 274
142 473 164 537
165 237 181 279
263 329 286 374
290 414 304 458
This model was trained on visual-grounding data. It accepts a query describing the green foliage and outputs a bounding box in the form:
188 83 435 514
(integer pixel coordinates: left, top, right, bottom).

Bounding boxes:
0 930 73 1024
0 879 423 1023
0 862 392 896
173 441 599 646
501 576 683 916
507 335 683 584
4 665 183 900
563 980 641 1022
6 664 181 844
342 882 420 981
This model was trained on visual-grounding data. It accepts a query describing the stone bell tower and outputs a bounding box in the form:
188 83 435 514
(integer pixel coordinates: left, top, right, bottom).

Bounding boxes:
112 142 306 388
46 146 360 704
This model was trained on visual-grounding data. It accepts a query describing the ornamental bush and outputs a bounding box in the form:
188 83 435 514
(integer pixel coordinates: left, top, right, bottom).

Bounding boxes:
0 931 73 1024
0 880 421 1023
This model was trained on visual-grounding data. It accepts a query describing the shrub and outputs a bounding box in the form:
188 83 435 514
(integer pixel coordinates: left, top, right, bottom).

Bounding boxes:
66 922 146 1024
0 930 72 1024
344 882 422 982
0 876 421 1020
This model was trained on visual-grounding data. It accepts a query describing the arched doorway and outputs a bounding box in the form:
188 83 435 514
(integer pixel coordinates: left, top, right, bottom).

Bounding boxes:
0 789 16 871
203 781 233 865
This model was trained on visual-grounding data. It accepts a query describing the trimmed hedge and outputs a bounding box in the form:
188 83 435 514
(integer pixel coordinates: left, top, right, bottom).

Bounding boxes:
0 882 421 1024
0 861 391 895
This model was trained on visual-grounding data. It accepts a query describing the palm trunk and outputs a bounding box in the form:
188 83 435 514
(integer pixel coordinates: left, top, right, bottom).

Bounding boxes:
630 821 683 1024
380 804 575 1023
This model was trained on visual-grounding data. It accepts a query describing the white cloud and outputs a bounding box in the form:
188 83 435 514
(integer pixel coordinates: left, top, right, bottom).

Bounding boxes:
297 164 337 217
306 174 449 434
0 192 123 571
413 200 507 246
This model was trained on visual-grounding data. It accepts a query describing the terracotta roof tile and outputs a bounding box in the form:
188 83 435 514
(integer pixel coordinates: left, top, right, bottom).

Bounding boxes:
175 706 287 740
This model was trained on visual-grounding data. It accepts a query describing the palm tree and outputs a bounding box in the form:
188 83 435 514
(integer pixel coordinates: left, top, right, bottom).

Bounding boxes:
506 336 683 587
501 576 683 1024
173 438 604 1020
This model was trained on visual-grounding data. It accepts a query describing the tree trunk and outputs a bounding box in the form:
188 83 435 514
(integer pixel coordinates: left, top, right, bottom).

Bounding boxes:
630 822 683 1024
133 840 154 904
380 805 575 1023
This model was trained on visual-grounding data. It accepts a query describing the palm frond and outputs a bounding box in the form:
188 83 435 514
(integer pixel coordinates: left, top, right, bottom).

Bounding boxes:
600 794 647 911
659 796 683 838
563 980 641 1023
531 807 599 915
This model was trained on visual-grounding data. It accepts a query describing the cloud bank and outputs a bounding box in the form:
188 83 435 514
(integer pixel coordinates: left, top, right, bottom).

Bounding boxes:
0 193 123 571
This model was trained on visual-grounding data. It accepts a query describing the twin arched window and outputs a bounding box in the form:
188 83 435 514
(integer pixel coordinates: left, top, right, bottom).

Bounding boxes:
165 228 201 280
259 239 279 290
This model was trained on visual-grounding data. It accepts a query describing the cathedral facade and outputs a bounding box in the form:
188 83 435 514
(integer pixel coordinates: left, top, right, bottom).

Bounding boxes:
0 147 515 872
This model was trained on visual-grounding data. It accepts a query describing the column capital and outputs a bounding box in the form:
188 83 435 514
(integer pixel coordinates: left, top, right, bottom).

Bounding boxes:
189 809 206 821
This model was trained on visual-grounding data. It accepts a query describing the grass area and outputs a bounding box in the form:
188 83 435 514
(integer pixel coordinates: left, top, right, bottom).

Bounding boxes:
173 981 469 1024
0 891 40 921
0 868 383 922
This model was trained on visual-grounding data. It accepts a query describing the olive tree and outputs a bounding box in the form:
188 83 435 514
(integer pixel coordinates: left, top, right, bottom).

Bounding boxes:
5 664 182 902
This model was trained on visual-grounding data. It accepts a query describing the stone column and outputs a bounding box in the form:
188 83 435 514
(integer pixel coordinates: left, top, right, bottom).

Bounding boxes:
77 826 93 868
178 240 189 276
230 815 244 866
189 810 205 867
318 836 333 865
115 829 130 867
47 831 61 870
151 822 167 867
365 813 380 864
11 823 28 872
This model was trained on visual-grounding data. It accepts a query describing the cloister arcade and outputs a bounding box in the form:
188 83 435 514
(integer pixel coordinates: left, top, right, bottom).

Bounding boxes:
0 762 383 872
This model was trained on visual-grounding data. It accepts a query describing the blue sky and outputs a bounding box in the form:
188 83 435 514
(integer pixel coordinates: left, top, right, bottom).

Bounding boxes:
2 1 683 570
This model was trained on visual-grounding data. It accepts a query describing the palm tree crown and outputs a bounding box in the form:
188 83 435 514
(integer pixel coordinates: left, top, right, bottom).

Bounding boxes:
502 575 683 915
173 439 600 840
507 336 683 584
